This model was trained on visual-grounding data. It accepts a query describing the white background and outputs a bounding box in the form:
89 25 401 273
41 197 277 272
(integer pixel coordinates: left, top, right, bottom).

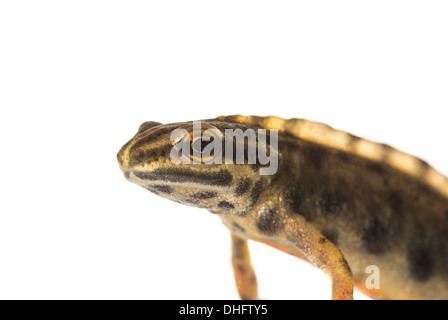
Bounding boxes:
1 1 447 300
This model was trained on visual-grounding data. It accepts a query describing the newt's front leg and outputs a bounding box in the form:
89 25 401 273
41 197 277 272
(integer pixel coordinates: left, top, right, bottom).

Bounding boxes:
231 234 258 300
284 213 354 300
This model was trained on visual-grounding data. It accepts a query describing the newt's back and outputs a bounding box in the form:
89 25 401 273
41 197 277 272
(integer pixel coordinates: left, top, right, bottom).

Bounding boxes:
274 135 448 299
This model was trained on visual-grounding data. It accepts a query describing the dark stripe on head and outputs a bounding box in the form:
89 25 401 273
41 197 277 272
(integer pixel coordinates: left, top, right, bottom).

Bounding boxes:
136 168 233 187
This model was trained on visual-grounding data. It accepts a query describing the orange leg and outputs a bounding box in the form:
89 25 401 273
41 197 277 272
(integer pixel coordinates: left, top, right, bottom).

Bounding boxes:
231 234 258 300
285 214 354 300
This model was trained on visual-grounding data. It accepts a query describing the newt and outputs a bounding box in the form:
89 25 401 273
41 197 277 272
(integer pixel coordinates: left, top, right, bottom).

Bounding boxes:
117 115 448 300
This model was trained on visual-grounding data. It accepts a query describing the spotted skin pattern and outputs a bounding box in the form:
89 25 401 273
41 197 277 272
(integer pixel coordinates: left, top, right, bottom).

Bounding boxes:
117 115 448 300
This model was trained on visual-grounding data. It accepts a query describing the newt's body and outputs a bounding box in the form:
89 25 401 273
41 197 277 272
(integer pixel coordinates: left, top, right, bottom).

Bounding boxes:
117 115 448 300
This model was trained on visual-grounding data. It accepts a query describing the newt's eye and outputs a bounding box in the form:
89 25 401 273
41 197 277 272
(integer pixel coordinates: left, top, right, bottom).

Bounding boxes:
184 131 216 163
192 136 214 154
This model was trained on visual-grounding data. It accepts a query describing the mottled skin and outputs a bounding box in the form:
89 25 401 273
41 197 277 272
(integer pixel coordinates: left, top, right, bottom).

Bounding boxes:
117 115 448 300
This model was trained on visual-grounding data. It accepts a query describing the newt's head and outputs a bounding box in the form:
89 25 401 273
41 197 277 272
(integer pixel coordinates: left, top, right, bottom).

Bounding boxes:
117 119 279 215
